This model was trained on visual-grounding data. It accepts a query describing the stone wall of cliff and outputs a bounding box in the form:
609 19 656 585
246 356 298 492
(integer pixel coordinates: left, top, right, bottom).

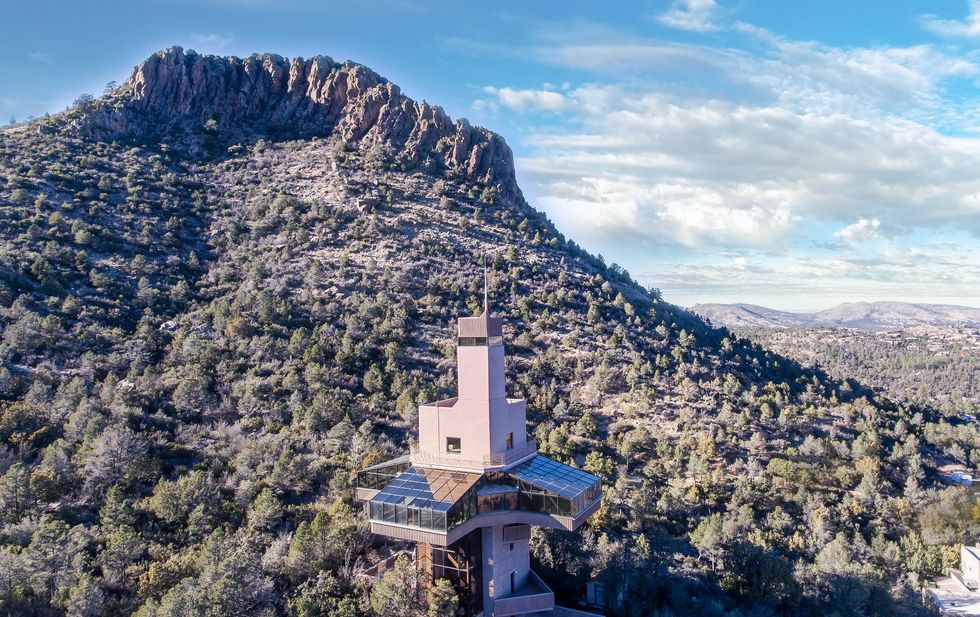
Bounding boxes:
80 47 521 202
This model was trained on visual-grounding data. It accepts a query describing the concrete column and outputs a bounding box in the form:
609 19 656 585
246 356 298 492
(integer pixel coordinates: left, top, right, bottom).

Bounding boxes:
481 527 494 617
458 344 506 402
481 524 532 616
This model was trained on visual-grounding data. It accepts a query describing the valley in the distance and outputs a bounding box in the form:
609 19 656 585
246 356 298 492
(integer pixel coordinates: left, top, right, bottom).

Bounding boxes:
694 301 980 415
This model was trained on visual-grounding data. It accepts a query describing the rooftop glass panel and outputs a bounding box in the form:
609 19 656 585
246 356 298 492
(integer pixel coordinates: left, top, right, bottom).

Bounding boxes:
508 455 601 501
356 456 411 491
369 466 482 531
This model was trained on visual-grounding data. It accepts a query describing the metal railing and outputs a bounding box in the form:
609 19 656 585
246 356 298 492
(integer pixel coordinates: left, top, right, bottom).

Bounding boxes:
485 439 538 467
409 444 485 469
420 397 459 408
409 439 537 470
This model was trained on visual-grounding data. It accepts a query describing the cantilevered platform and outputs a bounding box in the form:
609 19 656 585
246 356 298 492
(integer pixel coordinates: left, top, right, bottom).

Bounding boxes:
357 454 601 546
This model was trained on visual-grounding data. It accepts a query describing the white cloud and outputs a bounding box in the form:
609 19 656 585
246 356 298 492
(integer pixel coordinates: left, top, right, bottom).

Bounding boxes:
835 218 881 242
190 32 235 49
494 27 980 255
518 85 980 253
657 0 720 32
470 20 980 305
756 40 976 112
647 238 980 309
533 27 976 115
657 190 795 248
921 1 980 38
482 86 566 112
27 52 53 65
539 40 731 78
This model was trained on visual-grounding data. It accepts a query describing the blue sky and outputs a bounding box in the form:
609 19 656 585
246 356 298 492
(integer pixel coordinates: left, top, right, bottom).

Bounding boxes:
3 0 980 310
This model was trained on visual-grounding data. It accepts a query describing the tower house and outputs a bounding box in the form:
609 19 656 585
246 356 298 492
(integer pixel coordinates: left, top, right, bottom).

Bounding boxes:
357 302 602 616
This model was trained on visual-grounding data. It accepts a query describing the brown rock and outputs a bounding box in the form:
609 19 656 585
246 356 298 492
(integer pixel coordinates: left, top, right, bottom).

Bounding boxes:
82 47 521 203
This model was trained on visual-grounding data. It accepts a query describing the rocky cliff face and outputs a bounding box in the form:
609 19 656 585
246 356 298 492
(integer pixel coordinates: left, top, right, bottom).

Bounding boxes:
80 47 521 201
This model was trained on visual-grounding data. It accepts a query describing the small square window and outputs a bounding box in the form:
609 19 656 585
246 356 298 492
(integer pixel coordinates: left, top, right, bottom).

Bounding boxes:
505 432 513 450
446 437 461 454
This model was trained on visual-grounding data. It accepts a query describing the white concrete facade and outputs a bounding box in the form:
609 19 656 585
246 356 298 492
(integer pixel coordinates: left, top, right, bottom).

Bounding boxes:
928 544 980 614
482 524 531 616
964 546 980 590
416 312 528 469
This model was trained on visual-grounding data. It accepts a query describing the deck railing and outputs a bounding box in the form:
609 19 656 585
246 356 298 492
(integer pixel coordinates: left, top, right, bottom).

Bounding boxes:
485 439 538 467
409 439 537 470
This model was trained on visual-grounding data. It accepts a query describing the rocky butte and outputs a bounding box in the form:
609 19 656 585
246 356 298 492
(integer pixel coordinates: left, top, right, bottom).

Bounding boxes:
76 46 521 203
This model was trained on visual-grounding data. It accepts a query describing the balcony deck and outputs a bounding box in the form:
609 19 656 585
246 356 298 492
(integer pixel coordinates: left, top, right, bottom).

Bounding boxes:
493 570 555 616
409 439 538 471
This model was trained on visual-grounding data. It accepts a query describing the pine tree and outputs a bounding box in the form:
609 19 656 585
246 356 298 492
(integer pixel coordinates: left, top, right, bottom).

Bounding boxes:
427 578 458 617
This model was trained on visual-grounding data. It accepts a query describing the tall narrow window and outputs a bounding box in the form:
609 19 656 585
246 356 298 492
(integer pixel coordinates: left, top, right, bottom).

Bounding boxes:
446 437 461 454
505 432 513 450
510 571 516 595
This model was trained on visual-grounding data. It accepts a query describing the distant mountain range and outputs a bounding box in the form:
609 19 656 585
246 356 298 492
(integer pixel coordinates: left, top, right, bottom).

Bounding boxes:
691 301 980 330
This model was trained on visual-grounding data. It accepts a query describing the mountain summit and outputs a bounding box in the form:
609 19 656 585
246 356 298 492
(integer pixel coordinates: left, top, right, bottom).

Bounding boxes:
78 47 520 202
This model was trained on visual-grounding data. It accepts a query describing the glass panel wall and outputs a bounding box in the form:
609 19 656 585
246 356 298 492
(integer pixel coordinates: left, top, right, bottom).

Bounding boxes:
356 460 409 491
477 488 519 514
447 484 479 530
417 530 483 617
368 467 481 532
367 457 602 533
369 497 450 531
503 456 602 518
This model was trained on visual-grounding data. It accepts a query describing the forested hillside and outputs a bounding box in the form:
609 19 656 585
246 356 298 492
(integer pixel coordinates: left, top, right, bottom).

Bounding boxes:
0 48 977 617
740 326 980 417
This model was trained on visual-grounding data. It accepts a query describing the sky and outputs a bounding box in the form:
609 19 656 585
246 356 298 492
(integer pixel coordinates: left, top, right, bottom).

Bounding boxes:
2 1 980 310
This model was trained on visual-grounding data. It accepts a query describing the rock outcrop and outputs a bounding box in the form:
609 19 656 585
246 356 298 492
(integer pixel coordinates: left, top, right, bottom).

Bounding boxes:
81 47 520 201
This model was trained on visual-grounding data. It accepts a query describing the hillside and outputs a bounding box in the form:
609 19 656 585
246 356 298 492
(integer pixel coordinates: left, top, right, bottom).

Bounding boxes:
0 48 976 617
693 300 980 330
693 303 980 415
690 303 812 329
734 326 980 415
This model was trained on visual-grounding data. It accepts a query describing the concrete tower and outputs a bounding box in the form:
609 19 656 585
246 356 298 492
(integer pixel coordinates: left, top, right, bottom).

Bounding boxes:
356 304 602 616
